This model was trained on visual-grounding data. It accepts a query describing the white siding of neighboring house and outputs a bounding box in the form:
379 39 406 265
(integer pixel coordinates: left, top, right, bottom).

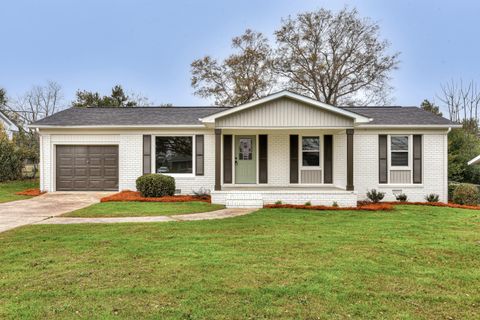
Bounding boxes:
0 112 19 139
216 97 354 128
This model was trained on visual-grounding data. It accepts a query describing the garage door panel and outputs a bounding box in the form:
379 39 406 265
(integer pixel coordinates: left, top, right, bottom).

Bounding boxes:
73 180 88 189
104 168 117 177
59 168 74 176
89 168 102 177
56 145 118 191
74 167 87 176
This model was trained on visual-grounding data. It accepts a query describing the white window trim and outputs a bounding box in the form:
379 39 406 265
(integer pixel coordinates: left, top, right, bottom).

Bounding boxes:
151 134 196 178
388 135 412 171
300 135 322 170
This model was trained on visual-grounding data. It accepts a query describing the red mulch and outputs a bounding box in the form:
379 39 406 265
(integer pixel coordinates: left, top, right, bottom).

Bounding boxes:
264 203 393 211
15 188 45 196
100 190 210 203
266 201 480 211
383 201 480 210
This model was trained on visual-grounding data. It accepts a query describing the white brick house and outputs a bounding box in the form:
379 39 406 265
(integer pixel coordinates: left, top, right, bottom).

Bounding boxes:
31 91 460 208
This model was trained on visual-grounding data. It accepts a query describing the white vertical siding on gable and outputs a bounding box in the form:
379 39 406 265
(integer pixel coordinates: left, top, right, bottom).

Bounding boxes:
216 98 354 128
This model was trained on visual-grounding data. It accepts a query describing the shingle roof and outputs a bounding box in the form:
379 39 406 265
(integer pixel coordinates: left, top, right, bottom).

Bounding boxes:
31 106 229 126
340 106 456 126
31 105 458 127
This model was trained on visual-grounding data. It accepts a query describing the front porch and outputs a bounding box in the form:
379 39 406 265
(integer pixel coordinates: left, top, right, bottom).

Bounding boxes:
211 186 358 208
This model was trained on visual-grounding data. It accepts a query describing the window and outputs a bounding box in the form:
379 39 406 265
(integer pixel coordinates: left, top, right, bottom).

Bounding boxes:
155 136 193 174
238 138 253 160
390 136 409 167
302 136 320 166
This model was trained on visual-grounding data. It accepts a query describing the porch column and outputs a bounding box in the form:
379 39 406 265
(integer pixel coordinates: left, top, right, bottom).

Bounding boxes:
214 129 222 191
346 129 354 191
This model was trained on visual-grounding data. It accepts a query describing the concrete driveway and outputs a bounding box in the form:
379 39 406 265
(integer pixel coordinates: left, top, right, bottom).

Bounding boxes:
0 192 111 233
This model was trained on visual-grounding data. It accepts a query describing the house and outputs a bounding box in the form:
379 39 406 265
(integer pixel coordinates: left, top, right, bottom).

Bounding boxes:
30 91 460 208
0 110 19 139
468 155 480 165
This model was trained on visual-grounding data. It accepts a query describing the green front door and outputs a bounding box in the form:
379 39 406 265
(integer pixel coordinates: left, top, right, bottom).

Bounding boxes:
235 135 256 184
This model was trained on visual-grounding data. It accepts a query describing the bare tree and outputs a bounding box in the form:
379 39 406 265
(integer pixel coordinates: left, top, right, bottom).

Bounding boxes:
273 7 400 106
3 81 66 177
191 29 275 106
8 81 65 125
438 79 480 123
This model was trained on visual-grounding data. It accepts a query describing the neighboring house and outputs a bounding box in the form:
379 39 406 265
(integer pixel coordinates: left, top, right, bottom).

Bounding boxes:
468 155 480 165
0 110 19 139
30 91 460 208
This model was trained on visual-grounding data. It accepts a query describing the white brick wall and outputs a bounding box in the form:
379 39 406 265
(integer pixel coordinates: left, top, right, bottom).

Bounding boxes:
38 129 449 204
39 132 216 193
354 131 448 202
212 190 358 207
333 132 347 188
267 134 290 186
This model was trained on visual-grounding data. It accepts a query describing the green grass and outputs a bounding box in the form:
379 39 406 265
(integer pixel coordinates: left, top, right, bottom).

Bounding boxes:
63 201 225 217
0 205 479 319
0 179 38 203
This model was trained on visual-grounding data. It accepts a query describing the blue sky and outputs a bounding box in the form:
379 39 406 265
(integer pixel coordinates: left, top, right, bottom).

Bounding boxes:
1 0 479 113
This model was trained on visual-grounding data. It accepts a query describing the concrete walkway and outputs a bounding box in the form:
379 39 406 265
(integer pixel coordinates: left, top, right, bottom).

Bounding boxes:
36 208 255 225
0 192 111 233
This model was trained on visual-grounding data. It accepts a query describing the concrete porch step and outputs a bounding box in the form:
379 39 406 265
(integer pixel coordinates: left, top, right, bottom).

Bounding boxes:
225 193 264 209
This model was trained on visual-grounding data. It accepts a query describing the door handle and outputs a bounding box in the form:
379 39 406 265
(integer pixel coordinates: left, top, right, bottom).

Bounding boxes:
235 157 238 166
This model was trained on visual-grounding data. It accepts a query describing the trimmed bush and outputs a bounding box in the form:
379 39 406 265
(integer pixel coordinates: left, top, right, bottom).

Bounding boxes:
366 189 385 203
452 183 480 205
448 182 460 201
395 193 408 202
0 132 23 182
136 174 175 198
425 193 440 203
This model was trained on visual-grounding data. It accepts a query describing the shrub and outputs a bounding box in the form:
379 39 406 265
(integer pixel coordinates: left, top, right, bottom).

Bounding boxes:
452 183 480 205
0 130 23 182
332 201 339 207
136 174 175 197
275 200 282 205
304 201 311 206
448 182 460 201
395 193 408 202
425 193 440 203
366 189 385 203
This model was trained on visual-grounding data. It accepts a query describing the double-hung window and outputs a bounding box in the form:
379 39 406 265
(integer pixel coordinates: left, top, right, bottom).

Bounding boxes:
390 135 409 167
155 136 193 174
302 136 320 167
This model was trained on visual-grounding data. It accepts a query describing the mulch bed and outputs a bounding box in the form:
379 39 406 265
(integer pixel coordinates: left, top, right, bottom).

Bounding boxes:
383 201 480 210
100 190 210 203
15 188 45 196
266 201 480 211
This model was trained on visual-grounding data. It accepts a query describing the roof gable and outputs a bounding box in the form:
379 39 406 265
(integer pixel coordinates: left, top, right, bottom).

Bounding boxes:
200 90 372 124
216 97 355 128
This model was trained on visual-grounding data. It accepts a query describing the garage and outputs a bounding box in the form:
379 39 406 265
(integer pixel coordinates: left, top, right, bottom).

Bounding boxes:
56 145 119 191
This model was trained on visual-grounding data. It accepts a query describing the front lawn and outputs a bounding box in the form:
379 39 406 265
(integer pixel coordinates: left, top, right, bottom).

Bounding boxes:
0 179 38 203
0 205 479 319
62 201 225 217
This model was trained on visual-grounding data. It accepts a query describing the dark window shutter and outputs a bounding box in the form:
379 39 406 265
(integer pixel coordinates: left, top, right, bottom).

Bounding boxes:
413 135 422 184
259 135 268 183
223 135 233 183
324 135 333 184
379 135 388 183
290 135 299 183
143 135 151 175
195 135 204 176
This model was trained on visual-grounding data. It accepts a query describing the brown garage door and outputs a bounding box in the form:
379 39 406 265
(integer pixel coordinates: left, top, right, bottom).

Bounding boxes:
56 145 119 191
